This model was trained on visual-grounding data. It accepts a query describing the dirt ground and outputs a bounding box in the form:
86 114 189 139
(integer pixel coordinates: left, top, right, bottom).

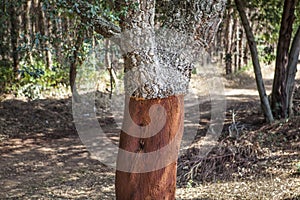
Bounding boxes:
0 69 300 199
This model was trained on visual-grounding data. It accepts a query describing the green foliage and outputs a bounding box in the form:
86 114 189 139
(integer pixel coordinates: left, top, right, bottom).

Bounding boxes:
248 0 284 43
15 60 68 99
261 46 276 64
256 43 276 64
0 65 15 94
236 62 253 74
186 179 197 188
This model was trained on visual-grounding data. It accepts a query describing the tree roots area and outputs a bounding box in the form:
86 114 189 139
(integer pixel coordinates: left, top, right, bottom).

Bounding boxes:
0 78 300 200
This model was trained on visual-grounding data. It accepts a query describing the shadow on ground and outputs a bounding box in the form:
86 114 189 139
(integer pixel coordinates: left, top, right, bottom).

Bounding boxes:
0 79 300 199
0 97 116 199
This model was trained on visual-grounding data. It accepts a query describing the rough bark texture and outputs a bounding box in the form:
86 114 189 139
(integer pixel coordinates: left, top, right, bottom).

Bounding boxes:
235 0 274 122
156 0 227 48
113 0 226 199
115 95 184 200
271 0 297 119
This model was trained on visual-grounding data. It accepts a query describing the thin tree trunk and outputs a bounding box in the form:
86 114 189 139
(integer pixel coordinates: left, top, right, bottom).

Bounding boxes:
231 16 238 73
105 40 115 98
0 1 8 63
235 0 274 122
224 0 233 75
52 12 61 64
286 26 300 116
30 0 37 45
70 35 83 103
271 0 297 119
33 0 40 36
238 28 243 70
243 40 249 66
24 0 33 63
45 6 53 69
8 1 20 79
38 0 52 68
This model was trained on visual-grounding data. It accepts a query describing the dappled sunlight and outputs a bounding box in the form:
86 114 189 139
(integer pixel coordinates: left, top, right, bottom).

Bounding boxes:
1 75 300 199
0 96 116 199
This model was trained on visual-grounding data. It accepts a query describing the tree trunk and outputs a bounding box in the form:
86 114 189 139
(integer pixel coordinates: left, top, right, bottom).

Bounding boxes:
38 0 52 68
115 0 181 198
52 11 61 64
235 0 274 122
243 41 249 67
231 15 238 73
0 1 8 64
8 1 20 79
271 0 297 119
114 0 191 198
24 0 33 63
30 0 35 42
45 9 53 69
113 0 226 198
286 26 300 116
237 28 243 71
70 35 83 103
224 0 233 75
105 40 116 98
116 95 184 200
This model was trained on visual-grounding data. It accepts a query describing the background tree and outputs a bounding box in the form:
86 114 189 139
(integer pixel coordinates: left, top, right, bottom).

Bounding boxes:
271 0 300 119
234 0 274 122
235 0 300 121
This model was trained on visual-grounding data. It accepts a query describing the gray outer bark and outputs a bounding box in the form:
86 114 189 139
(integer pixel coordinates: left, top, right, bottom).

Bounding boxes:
117 0 226 99
118 0 191 99
156 0 227 48
66 0 226 99
286 26 300 116
235 0 274 122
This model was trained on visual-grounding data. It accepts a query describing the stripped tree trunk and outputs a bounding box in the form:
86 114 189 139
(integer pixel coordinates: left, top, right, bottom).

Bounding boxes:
114 0 227 198
116 96 184 199
114 1 183 198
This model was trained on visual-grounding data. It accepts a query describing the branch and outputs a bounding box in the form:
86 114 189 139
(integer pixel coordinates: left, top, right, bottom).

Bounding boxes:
65 0 121 38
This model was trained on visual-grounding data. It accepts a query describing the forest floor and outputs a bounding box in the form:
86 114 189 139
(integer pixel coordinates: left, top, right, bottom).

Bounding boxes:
0 65 300 199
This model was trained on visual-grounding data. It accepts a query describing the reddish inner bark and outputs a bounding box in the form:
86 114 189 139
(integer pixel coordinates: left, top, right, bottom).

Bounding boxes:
115 95 184 200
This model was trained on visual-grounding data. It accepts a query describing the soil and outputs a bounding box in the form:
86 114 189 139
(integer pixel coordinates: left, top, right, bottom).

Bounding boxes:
0 69 300 199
